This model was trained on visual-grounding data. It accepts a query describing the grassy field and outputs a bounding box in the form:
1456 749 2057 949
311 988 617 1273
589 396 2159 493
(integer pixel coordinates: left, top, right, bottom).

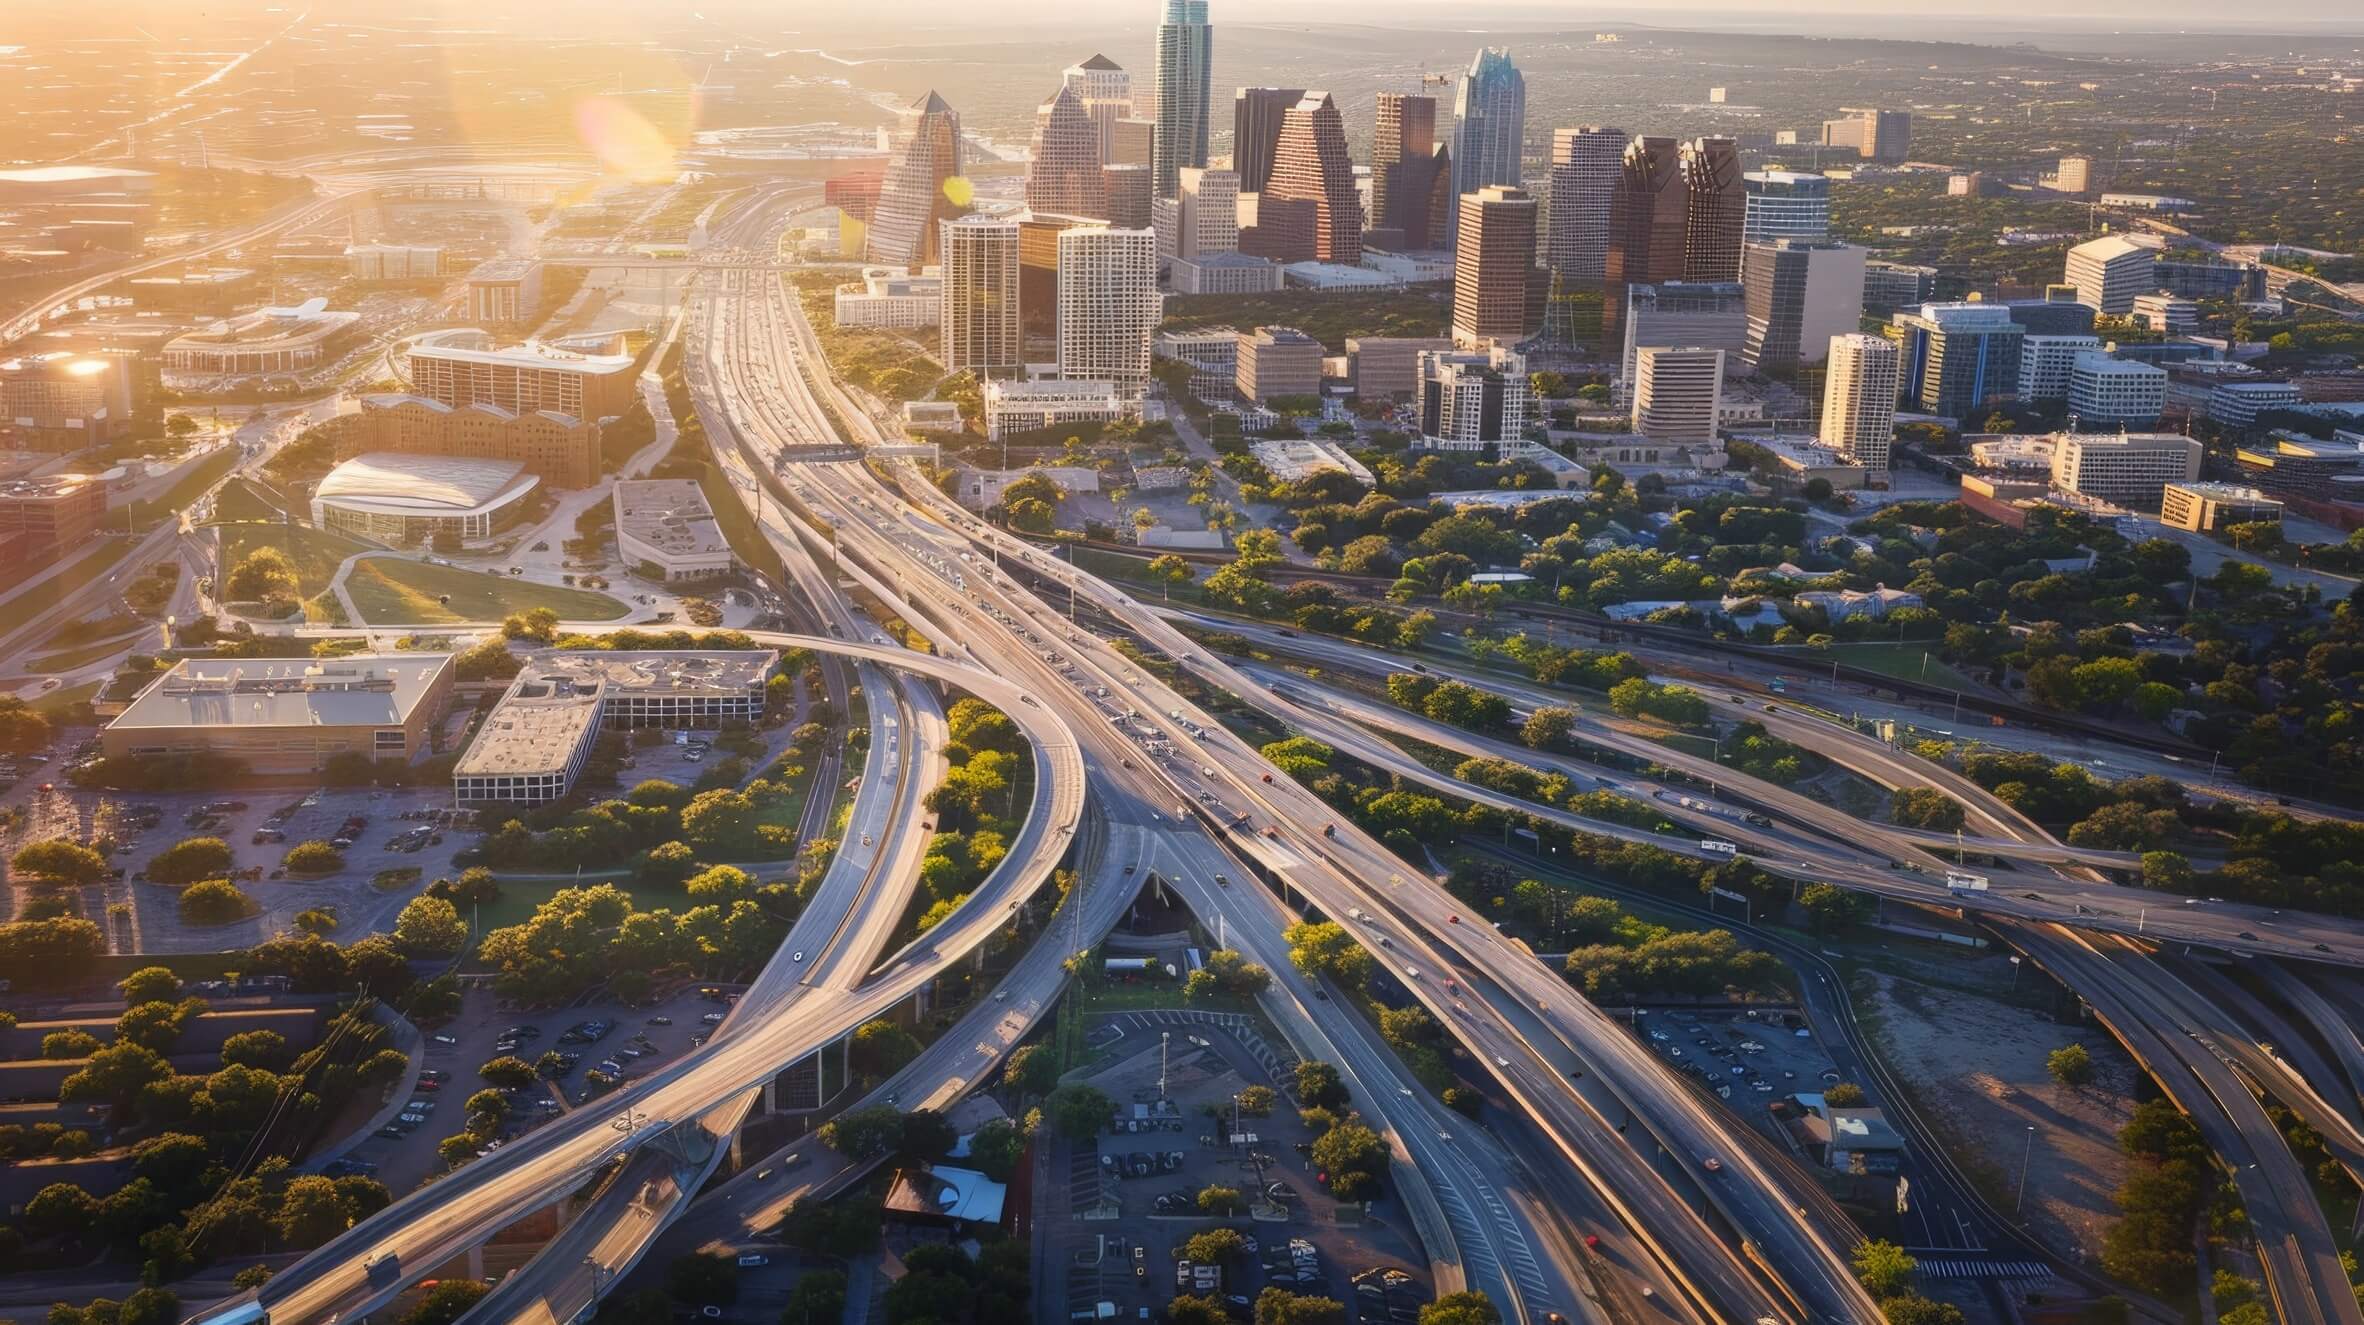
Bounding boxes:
210 477 287 523
220 523 370 598
1807 642 1977 691
694 460 790 587
0 539 135 639
29 632 150 673
126 447 241 531
32 679 105 719
342 556 628 626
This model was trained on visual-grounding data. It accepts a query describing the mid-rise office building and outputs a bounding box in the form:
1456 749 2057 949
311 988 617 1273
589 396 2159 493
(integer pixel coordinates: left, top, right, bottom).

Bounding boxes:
1058 227 1159 389
1236 326 1323 401
0 352 132 449
1348 336 1457 397
1371 93 1453 253
2067 352 2167 428
1263 93 1363 265
1152 0 1213 196
338 393 601 489
2064 235 2155 316
2154 259 2263 301
940 215 1021 373
1863 260 1937 314
1740 239 1865 375
2231 433 2364 494
164 299 360 378
1416 345 1530 451
465 259 542 323
2048 431 2201 506
2160 481 2280 533
1451 185 1536 349
2018 334 2106 403
1887 302 2025 418
613 479 733 582
2208 380 2302 429
348 244 443 282
2053 155 2092 195
834 267 942 330
1544 125 1625 282
0 475 108 567
1621 280 1746 396
1231 87 1304 196
1448 48 1526 231
407 331 636 423
1027 84 1106 218
868 92 965 268
1176 167 1240 258
1631 346 1725 445
2130 293 2199 335
2004 290 2098 338
456 652 775 804
1169 252 1282 294
1064 54 1133 164
983 378 1130 440
1679 138 1745 283
1820 333 1901 471
1820 108 1910 161
1741 171 1830 246
106 655 454 778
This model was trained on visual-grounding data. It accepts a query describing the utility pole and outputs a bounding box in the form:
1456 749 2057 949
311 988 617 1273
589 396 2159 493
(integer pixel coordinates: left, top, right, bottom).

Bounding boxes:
2014 1125 2036 1214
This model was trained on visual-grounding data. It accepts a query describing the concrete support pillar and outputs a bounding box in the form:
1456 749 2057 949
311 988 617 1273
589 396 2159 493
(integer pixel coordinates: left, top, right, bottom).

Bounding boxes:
466 1245 485 1279
763 1077 778 1115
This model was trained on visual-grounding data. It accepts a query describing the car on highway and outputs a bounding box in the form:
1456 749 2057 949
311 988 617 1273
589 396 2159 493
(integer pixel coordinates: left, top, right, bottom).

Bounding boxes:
1701 1156 1722 1172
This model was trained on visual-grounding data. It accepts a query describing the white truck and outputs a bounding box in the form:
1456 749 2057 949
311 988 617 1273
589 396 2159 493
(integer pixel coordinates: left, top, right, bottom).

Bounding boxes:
1698 839 1740 857
1945 872 1990 892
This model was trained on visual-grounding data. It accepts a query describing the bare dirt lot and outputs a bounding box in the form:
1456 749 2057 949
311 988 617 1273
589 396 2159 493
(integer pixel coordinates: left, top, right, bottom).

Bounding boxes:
1861 972 2136 1261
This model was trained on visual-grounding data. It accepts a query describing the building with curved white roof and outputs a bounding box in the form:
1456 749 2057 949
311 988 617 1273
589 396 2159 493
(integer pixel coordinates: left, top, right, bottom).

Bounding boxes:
310 451 540 545
162 298 360 379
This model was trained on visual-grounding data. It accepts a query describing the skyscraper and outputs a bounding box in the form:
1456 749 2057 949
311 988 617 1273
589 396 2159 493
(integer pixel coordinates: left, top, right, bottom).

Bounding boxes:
1631 346 1725 445
1741 239 1866 376
1027 84 1106 219
939 214 1020 374
1451 185 1536 349
1417 346 1530 451
1176 167 1240 258
1820 333 1901 471
1679 137 1745 283
2064 235 2156 315
1374 93 1435 180
1368 93 1453 252
1887 301 2025 417
1544 125 1624 282
1263 92 1363 265
1449 48 1526 231
1740 171 1830 246
1058 227 1160 390
1821 109 1910 161
1606 136 1686 288
1620 280 1746 395
1100 163 1153 229
867 92 964 269
1153 0 1213 197
1063 54 1132 164
1232 87 1305 196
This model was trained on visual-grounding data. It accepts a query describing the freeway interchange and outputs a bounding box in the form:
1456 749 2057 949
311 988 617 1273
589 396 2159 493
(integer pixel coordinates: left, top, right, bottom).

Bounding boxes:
181 185 2364 1325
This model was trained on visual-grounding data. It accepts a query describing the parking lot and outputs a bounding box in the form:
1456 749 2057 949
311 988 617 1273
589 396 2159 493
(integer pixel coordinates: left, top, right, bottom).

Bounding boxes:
1635 1004 1843 1126
1047 1011 1429 1324
335 982 738 1196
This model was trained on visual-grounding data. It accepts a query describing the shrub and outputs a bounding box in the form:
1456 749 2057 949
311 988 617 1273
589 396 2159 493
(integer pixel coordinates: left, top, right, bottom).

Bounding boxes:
179 879 258 925
148 837 234 886
282 841 346 874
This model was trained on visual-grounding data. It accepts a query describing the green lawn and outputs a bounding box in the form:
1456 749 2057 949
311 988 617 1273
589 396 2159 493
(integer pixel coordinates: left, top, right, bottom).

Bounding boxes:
29 632 151 673
210 476 288 523
220 523 371 598
32 679 104 719
694 460 790 587
341 556 629 626
126 447 241 531
1806 642 1976 691
0 539 135 639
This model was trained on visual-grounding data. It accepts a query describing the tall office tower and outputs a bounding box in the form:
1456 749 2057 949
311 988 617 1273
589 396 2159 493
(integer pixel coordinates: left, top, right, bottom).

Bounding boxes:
1544 125 1624 281
938 214 1020 373
1057 227 1159 389
1027 84 1106 218
1263 92 1364 264
1016 212 1091 336
1152 0 1213 197
2054 155 2092 195
1176 166 1240 257
1821 109 1910 161
1740 170 1830 246
1063 54 1132 163
1679 137 1745 283
1373 93 1435 180
1451 185 1537 349
1620 280 1746 393
1886 301 2025 417
1741 239 1866 376
1416 346 1530 451
1449 48 1526 233
1820 333 1901 471
1630 346 1725 445
1100 164 1154 230
1370 93 1449 249
1606 136 1686 287
2064 235 2156 315
867 92 964 268
1232 87 1305 195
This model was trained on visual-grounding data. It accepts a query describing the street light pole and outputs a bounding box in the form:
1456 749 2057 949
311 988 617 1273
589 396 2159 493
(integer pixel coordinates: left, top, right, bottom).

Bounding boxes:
2014 1125 2035 1214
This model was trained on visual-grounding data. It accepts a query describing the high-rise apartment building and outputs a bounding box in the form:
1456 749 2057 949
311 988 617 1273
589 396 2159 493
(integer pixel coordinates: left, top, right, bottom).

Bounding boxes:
1152 0 1213 197
1741 239 1866 375
939 214 1021 374
1887 301 2025 418
2018 334 2106 403
1451 185 1537 349
1620 280 1746 396
1449 49 1526 230
1231 87 1304 196
1741 171 1830 246
1544 125 1624 282
1100 163 1153 229
2049 431 2201 506
1416 345 1530 451
1263 92 1363 265
868 92 965 268
1679 137 1746 283
1057 227 1160 390
1631 346 1725 445
1820 333 1901 471
2064 235 2156 316
2054 155 2092 195
1063 55 1132 164
2066 352 2167 429
1027 84 1106 219
1176 167 1240 258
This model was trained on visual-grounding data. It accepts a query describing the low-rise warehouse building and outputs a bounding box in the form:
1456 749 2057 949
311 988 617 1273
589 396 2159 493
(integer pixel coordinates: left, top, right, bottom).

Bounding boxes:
613 479 734 581
101 655 454 777
455 651 776 804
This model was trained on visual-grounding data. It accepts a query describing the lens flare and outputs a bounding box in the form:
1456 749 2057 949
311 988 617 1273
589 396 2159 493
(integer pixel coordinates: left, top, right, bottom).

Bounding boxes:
942 176 975 208
575 96 678 182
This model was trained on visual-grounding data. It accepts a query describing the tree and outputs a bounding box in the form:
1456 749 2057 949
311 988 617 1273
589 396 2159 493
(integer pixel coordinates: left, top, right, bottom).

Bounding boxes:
43 1029 100 1059
275 1174 360 1246
2047 1043 2095 1087
0 915 106 988
779 1269 847 1324
1310 1121 1388 1201
1521 706 1577 751
0 694 54 756
1004 1042 1060 1094
1184 1227 1248 1265
180 879 255 925
61 1042 170 1106
817 1103 904 1158
118 967 181 1006
220 1029 290 1070
12 837 108 885
1038 1083 1113 1141
147 837 234 887
664 1251 738 1306
1197 1184 1245 1215
25 1180 99 1239
1888 788 1965 832
225 547 299 604
1823 1081 1868 1108
393 894 467 956
399 1280 489 1325
478 1055 536 1089
1168 1295 1232 1325
1419 1291 1503 1325
1236 1084 1277 1116
967 1116 1027 1181
282 840 345 873
1255 1287 1348 1325
849 1019 922 1079
1851 1239 1917 1297
1877 1296 1965 1325
1296 1060 1349 1111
